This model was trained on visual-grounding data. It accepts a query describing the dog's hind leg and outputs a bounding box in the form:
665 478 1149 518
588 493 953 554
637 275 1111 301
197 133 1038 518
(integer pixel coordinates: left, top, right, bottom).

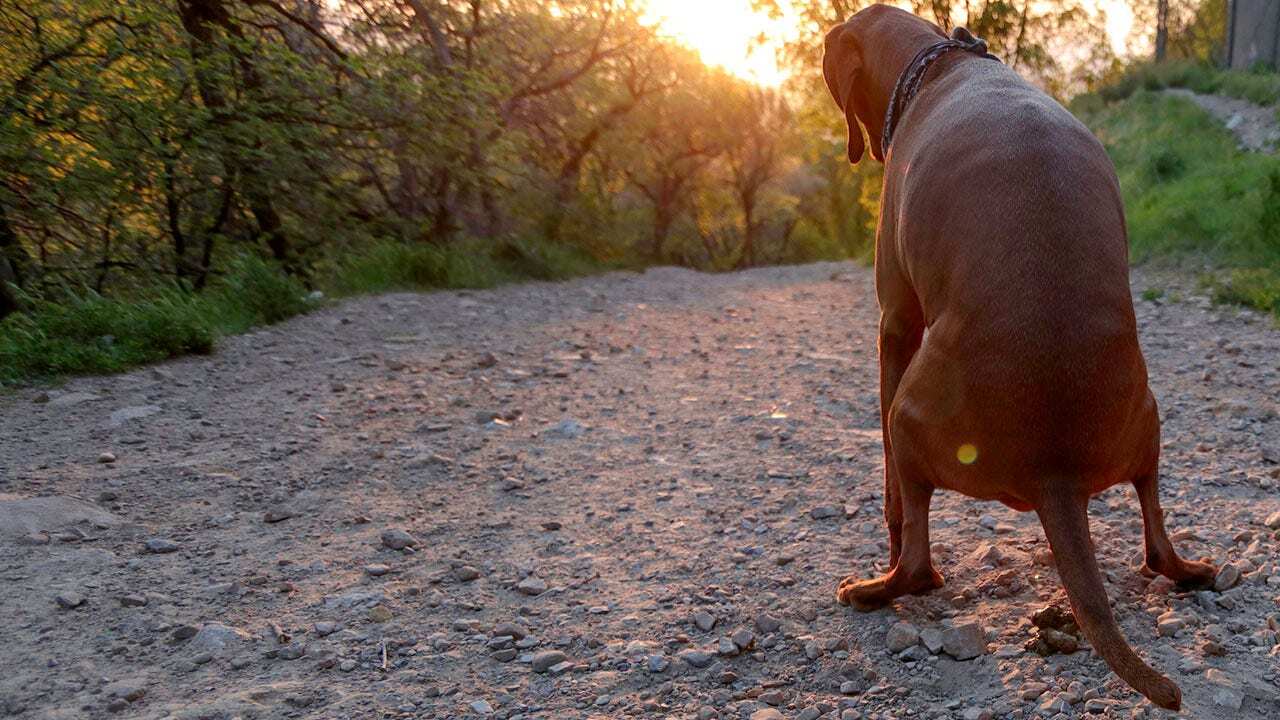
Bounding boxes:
1133 469 1216 587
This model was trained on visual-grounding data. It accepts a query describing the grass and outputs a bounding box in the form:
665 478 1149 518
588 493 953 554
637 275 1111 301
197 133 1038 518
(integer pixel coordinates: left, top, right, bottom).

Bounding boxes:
1071 83 1280 322
1095 60 1280 107
0 238 610 385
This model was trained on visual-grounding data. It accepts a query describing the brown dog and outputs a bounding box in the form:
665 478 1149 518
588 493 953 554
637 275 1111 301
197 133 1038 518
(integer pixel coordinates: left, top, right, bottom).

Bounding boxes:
822 5 1216 711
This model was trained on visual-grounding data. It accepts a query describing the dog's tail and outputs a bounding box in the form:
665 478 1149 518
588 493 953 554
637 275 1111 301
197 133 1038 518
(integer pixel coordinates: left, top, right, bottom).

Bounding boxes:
1036 492 1181 710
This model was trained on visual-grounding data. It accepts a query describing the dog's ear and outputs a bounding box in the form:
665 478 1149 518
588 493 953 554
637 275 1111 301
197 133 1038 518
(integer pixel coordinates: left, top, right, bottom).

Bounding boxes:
843 93 865 165
823 28 867 165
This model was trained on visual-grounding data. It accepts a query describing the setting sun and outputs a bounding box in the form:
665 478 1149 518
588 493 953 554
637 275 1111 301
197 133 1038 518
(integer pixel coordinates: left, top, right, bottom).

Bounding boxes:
644 1 1137 85
644 0 791 85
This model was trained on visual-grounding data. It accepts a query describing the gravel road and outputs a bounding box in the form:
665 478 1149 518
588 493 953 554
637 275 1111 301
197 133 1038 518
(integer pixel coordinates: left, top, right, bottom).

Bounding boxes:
1 262 1277 720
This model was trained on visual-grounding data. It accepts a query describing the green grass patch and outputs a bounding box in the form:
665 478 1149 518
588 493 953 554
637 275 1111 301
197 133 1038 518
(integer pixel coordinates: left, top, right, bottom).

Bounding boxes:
1097 61 1280 106
0 255 313 385
1072 87 1280 321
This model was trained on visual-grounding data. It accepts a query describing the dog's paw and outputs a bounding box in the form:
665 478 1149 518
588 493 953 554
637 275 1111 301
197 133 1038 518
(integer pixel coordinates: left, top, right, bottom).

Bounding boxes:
836 568 944 609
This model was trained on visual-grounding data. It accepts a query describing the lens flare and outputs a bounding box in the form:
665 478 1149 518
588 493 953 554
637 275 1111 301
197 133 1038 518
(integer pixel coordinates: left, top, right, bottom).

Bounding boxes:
957 443 978 465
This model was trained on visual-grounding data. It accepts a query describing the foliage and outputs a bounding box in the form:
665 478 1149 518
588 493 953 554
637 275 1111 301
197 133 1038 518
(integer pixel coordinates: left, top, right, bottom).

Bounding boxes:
1095 60 1280 105
1071 88 1280 320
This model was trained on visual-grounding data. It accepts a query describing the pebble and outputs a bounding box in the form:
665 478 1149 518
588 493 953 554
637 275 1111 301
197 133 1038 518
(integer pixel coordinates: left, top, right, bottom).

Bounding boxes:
492 622 528 639
647 654 669 672
942 622 987 660
381 528 419 550
314 621 337 637
531 650 567 673
262 506 296 523
750 710 782 720
755 613 781 634
678 649 714 668
919 627 943 654
693 611 716 632
104 680 145 702
470 699 494 715
1214 562 1242 591
885 621 919 653
118 594 147 607
731 628 755 650
516 577 547 596
453 565 482 582
1265 510 1280 530
810 505 842 520
54 592 85 609
98 452 117 464
143 537 180 554
367 605 393 623
365 563 391 577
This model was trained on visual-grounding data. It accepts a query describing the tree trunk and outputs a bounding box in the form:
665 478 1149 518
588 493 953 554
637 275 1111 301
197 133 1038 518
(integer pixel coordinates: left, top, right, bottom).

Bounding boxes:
178 0 291 268
0 203 26 320
1155 0 1169 61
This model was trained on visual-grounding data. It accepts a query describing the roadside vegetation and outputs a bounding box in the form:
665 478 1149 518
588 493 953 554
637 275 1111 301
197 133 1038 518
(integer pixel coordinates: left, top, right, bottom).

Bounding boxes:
1072 64 1280 322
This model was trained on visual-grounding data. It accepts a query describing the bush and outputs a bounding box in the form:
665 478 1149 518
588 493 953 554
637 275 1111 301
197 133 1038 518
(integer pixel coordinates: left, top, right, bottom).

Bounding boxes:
1093 61 1280 106
0 254 315 384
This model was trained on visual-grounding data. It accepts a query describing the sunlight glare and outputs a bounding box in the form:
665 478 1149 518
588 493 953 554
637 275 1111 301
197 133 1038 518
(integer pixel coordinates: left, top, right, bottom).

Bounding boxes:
643 0 789 85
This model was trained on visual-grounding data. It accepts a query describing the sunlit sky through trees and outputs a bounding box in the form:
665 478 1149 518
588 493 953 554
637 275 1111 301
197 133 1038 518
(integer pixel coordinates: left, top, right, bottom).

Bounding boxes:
643 1 1139 85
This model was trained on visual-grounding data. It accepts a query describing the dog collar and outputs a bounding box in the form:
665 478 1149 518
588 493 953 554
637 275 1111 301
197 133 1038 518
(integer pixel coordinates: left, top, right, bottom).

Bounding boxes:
881 30 999 158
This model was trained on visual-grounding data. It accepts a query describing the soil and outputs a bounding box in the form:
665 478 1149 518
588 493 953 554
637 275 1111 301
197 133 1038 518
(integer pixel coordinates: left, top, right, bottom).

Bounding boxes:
1 262 1278 720
1164 88 1280 153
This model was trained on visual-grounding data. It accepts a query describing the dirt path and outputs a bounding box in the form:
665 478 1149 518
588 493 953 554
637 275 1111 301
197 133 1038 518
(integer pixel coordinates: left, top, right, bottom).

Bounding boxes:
1165 88 1280 153
1 263 1278 720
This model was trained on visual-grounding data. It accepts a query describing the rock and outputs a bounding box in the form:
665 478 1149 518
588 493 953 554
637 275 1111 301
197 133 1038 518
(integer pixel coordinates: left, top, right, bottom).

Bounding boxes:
98 452 117 464
731 628 755 650
961 708 991 720
492 622 528 640
365 563 391 577
119 594 147 608
171 624 200 641
381 528 418 550
717 637 738 656
548 660 573 675
1031 604 1074 630
919 627 943 654
755 613 781 634
531 650 567 673
647 654 669 672
797 708 821 720
1212 687 1244 710
840 680 865 695
978 514 998 530
966 542 1005 567
470 698 494 715
453 565 481 582
109 405 160 427
262 506 296 523
0 495 121 542
188 623 250 656
546 419 586 439
278 642 306 660
678 649 714 668
367 605 393 623
338 659 357 672
54 592 85 609
104 680 145 702
942 623 987 660
516 576 547 595
885 622 919 653
1265 510 1280 530
314 621 337 637
1214 563 1241 591
692 611 716 632
1040 628 1079 655
750 710 783 720
810 505 842 520
144 537 180 554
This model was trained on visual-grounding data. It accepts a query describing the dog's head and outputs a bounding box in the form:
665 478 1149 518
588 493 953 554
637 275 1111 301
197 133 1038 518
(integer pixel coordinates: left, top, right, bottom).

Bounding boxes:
822 5 945 164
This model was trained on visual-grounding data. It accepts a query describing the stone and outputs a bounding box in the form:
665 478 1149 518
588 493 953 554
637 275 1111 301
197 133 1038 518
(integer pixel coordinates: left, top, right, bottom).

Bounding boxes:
531 650 567 673
453 565 481 582
885 622 919 653
731 628 755 650
1214 563 1242 591
470 699 494 715
717 637 738 656
810 505 842 520
1212 687 1244 710
144 537 180 554
278 642 306 660
1265 510 1280 530
797 708 821 720
750 710 783 720
755 613 781 634
104 680 145 702
492 622 528 640
678 649 714 668
365 563 391 577
693 611 716 632
516 576 547 596
381 528 418 550
119 594 147 608
0 495 120 542
919 627 944 654
263 506 296 523
98 452 117 464
647 654 669 673
188 623 250 657
314 621 337 637
548 660 573 675
942 623 987 660
54 592 85 609
367 605 393 623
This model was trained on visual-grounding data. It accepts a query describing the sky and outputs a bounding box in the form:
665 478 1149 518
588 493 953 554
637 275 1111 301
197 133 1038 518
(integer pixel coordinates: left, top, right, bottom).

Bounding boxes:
643 1 1139 86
